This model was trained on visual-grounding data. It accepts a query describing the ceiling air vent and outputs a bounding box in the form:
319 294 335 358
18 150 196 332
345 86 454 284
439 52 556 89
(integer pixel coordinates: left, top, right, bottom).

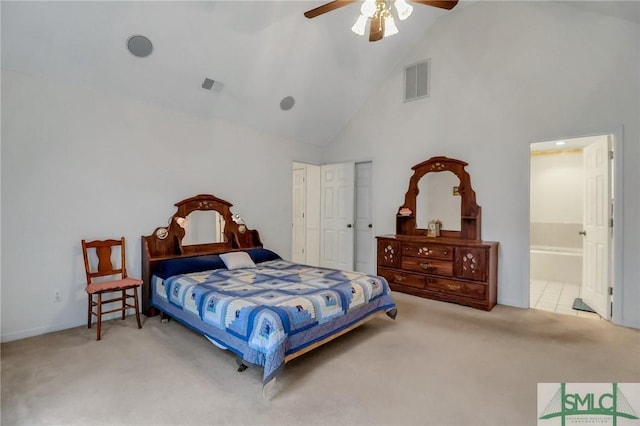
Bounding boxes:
202 78 216 90
404 59 430 102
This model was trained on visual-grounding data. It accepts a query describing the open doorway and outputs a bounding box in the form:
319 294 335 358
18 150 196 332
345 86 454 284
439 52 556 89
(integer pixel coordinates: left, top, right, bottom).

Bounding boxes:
529 134 614 320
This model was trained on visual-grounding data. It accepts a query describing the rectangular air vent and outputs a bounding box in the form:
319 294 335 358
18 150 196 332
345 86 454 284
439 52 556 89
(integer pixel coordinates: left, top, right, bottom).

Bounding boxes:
404 59 430 102
202 78 215 90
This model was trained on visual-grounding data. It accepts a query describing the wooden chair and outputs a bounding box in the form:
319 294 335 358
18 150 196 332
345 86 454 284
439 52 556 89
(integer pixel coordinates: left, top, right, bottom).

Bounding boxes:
81 237 142 340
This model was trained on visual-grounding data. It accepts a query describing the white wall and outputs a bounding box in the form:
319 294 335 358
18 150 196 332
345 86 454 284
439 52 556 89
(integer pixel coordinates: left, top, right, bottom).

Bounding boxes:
323 2 640 327
2 1 639 341
530 151 584 224
1 70 322 342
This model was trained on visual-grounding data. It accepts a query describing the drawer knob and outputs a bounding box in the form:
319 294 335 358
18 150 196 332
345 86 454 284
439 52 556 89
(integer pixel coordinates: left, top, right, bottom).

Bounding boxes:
446 283 462 291
420 262 435 271
394 275 406 282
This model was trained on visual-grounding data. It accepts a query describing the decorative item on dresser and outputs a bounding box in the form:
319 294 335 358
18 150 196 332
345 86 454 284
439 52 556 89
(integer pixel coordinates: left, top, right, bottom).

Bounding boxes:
376 156 498 311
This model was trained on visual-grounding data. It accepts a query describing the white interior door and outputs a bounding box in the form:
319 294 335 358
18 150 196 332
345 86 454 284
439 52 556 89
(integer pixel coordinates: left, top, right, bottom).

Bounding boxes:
320 162 355 270
291 165 306 264
581 138 612 319
304 164 321 266
355 162 374 274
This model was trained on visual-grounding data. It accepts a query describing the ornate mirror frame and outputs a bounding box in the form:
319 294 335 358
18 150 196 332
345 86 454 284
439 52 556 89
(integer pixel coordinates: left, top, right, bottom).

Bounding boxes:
396 156 482 241
141 194 263 316
143 194 262 259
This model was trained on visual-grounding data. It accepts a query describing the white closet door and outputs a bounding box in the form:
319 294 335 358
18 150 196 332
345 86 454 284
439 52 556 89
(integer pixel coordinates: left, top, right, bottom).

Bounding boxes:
355 162 374 274
304 165 321 266
320 162 355 271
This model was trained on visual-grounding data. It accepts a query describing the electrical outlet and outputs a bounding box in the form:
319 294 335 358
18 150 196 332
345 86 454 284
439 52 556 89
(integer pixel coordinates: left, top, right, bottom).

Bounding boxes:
54 289 62 302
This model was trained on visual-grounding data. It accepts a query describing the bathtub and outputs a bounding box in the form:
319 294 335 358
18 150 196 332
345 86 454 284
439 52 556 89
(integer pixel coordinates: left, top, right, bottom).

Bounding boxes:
530 245 583 284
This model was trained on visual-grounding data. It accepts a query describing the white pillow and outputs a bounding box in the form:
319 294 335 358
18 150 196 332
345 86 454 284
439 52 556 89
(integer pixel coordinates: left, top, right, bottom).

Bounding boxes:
220 251 256 270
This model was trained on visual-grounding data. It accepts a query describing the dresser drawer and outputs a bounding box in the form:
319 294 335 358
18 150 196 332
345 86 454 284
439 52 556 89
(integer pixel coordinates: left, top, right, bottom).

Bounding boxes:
425 277 486 300
401 256 454 277
402 242 454 261
455 247 488 282
378 268 425 289
377 239 401 268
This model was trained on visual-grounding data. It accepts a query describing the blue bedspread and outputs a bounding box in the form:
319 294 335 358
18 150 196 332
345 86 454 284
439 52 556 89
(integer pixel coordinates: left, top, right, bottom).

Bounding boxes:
151 259 397 384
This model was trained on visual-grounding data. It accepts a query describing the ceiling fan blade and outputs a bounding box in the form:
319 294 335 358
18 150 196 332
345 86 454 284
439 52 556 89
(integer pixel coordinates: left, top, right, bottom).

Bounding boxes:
304 0 356 19
410 0 459 10
369 16 384 42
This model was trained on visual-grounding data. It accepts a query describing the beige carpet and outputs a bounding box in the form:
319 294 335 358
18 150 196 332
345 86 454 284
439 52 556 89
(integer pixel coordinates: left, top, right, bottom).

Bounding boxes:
2 292 639 426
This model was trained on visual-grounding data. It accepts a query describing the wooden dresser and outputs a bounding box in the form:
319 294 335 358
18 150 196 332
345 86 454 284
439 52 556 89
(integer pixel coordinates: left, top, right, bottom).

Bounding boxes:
377 235 498 310
377 156 498 311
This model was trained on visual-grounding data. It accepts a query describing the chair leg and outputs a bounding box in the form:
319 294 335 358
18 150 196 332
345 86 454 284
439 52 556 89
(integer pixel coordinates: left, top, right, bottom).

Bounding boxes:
87 293 92 329
134 287 142 329
121 289 126 320
96 293 102 341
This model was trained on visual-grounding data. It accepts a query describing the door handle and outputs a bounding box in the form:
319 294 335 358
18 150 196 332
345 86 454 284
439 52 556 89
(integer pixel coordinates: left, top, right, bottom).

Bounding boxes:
347 224 352 228
579 230 587 236
368 224 373 228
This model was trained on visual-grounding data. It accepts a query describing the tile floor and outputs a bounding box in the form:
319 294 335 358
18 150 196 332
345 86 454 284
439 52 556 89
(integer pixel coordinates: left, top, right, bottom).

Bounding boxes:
530 280 601 319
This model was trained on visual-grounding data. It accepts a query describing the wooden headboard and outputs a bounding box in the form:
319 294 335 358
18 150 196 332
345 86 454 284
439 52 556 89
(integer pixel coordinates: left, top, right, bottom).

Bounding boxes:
141 194 262 316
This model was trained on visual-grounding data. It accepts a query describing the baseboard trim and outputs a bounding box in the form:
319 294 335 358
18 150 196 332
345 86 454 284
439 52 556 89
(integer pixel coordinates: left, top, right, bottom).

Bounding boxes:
497 297 527 309
1 319 86 343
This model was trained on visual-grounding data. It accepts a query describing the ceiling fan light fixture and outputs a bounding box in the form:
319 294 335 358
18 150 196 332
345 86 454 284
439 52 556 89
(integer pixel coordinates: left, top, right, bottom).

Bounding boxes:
303 0 458 43
384 15 399 37
352 14 368 35
394 0 413 20
361 0 377 18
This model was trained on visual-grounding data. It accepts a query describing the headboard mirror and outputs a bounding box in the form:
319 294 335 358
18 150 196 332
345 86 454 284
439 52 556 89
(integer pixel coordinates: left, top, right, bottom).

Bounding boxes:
143 194 262 259
396 156 481 240
141 194 263 316
181 210 226 245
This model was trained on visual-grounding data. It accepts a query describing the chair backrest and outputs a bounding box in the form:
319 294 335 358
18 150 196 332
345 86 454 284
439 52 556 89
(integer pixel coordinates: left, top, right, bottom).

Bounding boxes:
82 237 128 284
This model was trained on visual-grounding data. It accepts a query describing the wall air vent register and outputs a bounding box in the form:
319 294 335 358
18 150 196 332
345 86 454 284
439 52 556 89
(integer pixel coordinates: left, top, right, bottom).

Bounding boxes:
404 59 430 102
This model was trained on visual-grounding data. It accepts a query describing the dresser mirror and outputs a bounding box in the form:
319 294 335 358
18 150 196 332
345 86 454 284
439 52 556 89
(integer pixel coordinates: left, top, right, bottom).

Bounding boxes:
378 156 497 311
397 156 481 240
181 210 226 245
416 171 461 231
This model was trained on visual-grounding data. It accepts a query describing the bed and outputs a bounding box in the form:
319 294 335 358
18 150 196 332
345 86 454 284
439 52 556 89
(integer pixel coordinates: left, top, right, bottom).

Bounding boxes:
141 194 397 394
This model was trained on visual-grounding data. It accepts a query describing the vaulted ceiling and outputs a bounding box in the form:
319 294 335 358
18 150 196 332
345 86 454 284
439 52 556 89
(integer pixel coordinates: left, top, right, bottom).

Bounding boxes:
2 1 464 145
2 1 638 146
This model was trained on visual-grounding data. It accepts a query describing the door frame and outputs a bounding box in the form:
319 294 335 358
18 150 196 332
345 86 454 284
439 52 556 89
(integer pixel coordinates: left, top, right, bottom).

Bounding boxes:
610 126 624 326
527 126 624 325
294 158 376 272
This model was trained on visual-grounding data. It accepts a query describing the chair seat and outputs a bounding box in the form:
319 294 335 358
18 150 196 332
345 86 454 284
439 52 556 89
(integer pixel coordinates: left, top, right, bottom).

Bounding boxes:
86 277 143 294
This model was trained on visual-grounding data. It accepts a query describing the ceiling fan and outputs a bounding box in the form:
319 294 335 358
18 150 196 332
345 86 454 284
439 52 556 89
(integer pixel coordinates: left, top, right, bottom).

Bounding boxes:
304 0 458 42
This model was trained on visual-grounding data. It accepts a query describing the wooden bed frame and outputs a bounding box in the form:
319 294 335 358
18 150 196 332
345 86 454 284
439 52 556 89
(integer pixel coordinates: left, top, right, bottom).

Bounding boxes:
141 194 394 395
141 194 263 317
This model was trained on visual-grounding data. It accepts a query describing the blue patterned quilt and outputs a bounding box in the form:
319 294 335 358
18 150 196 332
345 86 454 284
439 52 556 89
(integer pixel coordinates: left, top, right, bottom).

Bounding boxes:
151 259 397 384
